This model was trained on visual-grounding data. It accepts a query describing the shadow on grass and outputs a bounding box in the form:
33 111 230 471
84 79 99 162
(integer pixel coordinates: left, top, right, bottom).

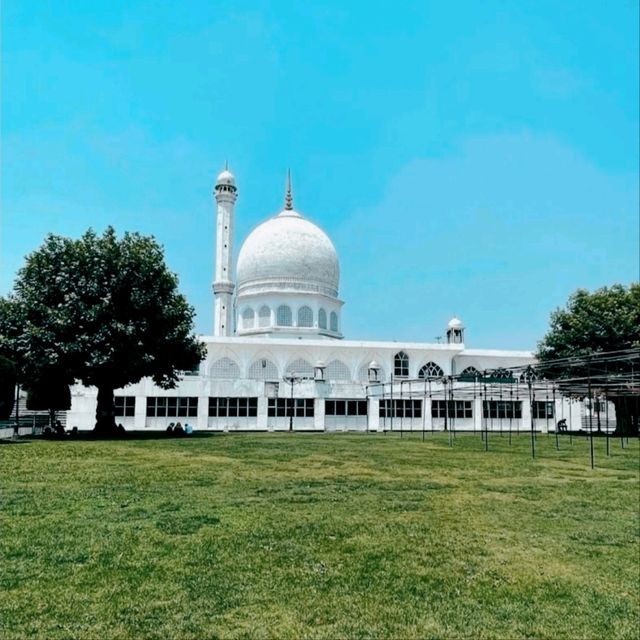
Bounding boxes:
23 431 219 443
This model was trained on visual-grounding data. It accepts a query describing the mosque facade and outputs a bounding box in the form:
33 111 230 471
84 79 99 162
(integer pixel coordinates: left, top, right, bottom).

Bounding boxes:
68 167 555 432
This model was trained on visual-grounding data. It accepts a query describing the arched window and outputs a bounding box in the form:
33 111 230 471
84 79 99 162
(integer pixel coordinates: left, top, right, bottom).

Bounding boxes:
418 362 444 379
325 359 350 381
297 306 313 327
285 358 314 378
460 366 480 380
492 368 513 380
258 306 271 328
248 358 279 380
242 307 255 329
394 351 409 378
210 357 240 379
330 311 338 332
519 368 537 383
277 305 292 326
318 308 327 329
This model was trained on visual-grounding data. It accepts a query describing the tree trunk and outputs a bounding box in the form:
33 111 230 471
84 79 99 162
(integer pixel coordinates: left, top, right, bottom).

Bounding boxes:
611 396 640 436
14 383 20 437
94 385 117 434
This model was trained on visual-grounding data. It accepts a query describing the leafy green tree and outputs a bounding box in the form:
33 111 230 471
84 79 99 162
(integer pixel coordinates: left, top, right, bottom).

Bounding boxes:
26 373 71 429
2 227 205 433
536 284 640 435
0 356 16 420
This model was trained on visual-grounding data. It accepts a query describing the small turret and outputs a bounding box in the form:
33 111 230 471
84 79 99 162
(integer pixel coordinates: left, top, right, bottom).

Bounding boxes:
446 316 464 344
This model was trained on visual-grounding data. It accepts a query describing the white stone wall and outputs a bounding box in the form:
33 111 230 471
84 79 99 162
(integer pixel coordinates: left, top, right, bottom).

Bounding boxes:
67 336 538 431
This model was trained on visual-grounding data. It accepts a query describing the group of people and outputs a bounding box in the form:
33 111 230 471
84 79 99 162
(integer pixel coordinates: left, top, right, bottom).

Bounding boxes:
166 421 193 436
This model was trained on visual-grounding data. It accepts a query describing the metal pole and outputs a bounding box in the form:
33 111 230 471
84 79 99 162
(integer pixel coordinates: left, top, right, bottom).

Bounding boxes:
422 379 427 442
569 396 573 444
429 379 434 435
516 379 520 436
499 385 503 438
443 377 448 434
14 382 20 437
528 374 535 460
484 380 489 452
474 377 479 435
448 378 453 447
553 387 559 451
545 385 550 438
400 380 404 439
509 387 513 446
389 373 395 433
365 385 370 434
569 398 573 445
605 392 610 456
588 361 595 469
290 380 294 432
382 383 387 434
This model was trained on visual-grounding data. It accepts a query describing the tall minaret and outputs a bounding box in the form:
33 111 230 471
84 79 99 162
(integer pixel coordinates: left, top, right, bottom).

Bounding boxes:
213 164 237 336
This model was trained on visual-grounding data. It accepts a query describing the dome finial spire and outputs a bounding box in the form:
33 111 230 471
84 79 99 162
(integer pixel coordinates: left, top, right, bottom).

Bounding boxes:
285 169 293 210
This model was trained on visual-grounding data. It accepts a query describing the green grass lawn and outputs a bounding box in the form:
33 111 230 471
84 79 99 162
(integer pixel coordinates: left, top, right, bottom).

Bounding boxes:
1 432 638 639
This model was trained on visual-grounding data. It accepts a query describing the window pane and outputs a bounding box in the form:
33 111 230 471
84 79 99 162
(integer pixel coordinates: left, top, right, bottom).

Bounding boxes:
126 397 135 416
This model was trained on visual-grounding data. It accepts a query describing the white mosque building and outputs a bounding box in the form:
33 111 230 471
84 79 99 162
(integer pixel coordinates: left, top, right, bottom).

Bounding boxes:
68 167 557 433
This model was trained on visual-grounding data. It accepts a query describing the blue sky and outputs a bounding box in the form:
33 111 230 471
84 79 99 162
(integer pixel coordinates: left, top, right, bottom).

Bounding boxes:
2 0 638 349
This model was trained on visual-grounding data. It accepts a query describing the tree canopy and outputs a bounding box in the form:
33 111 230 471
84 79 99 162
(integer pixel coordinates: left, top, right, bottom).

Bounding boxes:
0 356 16 420
0 227 205 432
537 284 640 361
536 284 640 434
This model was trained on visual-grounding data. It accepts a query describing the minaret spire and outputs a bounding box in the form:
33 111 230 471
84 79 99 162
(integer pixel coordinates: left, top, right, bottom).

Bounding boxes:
213 164 238 336
285 169 293 210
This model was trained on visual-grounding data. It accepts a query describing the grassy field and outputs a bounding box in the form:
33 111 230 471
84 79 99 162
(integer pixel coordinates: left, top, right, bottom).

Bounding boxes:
1 431 638 640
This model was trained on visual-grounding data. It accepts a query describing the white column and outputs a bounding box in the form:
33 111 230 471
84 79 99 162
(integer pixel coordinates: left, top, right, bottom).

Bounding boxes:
213 175 237 336
257 397 269 430
368 398 380 432
474 396 483 431
314 398 325 431
522 397 532 433
197 396 209 430
424 395 433 431
134 394 146 430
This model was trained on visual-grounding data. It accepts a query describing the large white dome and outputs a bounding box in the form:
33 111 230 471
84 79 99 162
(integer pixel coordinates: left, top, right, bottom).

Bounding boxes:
236 209 340 297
